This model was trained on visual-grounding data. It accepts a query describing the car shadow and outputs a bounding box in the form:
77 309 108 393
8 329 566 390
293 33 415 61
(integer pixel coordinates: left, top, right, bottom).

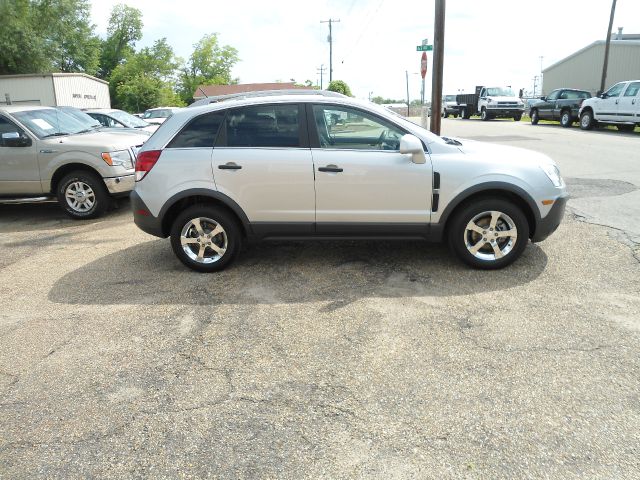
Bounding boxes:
0 199 132 233
48 239 548 306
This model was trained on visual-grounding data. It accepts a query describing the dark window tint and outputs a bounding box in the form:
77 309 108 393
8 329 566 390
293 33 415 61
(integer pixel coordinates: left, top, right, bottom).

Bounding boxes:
167 111 225 149
226 104 300 148
560 90 590 100
0 116 25 146
546 90 560 101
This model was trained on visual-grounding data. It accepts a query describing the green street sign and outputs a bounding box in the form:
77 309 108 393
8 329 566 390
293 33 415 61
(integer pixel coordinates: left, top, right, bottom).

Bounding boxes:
416 45 433 52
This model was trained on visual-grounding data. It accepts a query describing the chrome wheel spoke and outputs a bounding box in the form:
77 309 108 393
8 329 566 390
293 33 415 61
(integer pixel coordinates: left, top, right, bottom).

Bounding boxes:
192 218 205 236
465 220 484 235
489 211 501 230
469 238 486 255
210 224 224 237
496 228 517 239
491 242 504 259
209 242 226 255
181 237 200 246
197 244 206 260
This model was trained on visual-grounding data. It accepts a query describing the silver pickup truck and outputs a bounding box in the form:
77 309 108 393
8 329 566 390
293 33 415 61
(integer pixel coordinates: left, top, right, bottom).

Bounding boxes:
0 105 148 218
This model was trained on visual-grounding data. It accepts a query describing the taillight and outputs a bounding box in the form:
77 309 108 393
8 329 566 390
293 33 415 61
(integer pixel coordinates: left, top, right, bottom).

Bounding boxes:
135 150 161 181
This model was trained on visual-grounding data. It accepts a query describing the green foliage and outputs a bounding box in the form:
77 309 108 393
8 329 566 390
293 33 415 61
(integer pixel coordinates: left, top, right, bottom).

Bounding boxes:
98 3 143 79
371 96 405 104
0 0 99 75
178 34 239 104
327 80 353 97
110 38 184 112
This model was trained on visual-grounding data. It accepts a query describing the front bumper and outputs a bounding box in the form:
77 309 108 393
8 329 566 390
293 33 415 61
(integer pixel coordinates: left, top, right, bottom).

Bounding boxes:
131 190 165 237
104 174 134 195
487 108 525 116
532 194 569 242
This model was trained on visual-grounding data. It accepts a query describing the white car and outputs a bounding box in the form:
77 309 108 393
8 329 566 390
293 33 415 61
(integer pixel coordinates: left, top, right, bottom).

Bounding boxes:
142 107 181 125
85 108 158 133
132 91 567 272
579 80 640 132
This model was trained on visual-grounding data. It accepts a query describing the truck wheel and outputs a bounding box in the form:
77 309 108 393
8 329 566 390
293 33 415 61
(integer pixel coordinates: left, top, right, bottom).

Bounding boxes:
560 110 572 128
617 124 635 132
460 108 467 119
442 110 449 118
170 205 241 272
530 109 539 125
454 114 459 118
56 170 109 219
448 198 529 270
580 110 594 130
481 108 490 121
513 113 522 121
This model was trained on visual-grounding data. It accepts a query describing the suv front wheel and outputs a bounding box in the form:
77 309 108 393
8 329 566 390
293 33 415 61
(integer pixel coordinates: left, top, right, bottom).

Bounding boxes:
170 205 241 272
448 198 529 269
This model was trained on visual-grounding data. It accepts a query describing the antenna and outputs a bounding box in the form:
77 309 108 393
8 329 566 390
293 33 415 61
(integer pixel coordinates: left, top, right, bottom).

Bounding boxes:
198 86 209 99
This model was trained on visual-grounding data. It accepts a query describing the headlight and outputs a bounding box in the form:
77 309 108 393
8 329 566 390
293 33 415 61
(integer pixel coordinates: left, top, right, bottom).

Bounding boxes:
540 163 564 188
101 149 132 168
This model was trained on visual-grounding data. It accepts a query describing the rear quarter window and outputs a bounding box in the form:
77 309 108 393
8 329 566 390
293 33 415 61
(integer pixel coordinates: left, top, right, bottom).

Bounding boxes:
166 111 225 149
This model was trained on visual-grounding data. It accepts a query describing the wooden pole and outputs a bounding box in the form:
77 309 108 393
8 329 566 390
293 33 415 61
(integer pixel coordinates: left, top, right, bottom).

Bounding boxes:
430 0 445 135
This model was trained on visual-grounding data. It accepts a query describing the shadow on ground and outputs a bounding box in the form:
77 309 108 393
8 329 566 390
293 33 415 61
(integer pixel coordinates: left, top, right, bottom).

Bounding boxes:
49 239 548 305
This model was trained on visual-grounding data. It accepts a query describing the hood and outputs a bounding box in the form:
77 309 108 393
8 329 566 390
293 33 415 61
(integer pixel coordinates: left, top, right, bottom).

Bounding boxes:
450 137 556 167
40 130 148 152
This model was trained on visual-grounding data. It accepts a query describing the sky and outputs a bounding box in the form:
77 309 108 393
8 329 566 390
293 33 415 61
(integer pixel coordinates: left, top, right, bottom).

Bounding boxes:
90 0 640 101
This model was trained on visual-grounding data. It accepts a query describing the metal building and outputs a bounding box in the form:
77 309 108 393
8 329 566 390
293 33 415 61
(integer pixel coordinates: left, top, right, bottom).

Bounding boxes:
542 37 640 95
0 73 110 108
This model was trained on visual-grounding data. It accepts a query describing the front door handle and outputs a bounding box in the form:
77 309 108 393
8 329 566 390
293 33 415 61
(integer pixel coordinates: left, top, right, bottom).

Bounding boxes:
615 100 619 104
218 163 242 170
318 165 343 173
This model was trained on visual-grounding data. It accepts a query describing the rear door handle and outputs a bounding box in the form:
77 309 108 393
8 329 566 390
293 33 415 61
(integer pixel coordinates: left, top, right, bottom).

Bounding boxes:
218 163 242 170
318 165 343 173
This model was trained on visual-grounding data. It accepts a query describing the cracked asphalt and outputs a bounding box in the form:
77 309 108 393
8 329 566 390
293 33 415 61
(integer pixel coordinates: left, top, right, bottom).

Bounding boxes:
1 121 640 479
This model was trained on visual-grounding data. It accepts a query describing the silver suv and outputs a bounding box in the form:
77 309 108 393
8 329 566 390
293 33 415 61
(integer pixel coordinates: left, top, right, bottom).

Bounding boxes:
133 91 568 272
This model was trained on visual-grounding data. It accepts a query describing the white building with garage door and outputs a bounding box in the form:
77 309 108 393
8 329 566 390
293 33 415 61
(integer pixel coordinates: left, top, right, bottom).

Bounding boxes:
542 34 640 95
0 73 110 108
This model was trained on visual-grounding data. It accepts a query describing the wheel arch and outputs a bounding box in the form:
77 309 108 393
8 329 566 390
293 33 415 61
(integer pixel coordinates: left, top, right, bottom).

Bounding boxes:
158 189 251 238
50 163 103 194
439 183 539 240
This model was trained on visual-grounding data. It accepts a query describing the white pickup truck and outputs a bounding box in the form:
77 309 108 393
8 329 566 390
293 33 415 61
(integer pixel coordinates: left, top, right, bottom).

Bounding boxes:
456 86 525 121
579 80 640 132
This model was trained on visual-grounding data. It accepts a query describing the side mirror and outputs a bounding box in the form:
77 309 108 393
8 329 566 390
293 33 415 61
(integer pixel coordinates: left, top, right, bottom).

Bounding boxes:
1 132 31 147
399 134 426 164
600 93 608 99
540 96 546 101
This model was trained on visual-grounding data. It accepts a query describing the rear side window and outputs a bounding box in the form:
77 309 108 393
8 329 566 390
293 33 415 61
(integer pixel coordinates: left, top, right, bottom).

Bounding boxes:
224 104 300 148
166 111 225 149
623 82 640 97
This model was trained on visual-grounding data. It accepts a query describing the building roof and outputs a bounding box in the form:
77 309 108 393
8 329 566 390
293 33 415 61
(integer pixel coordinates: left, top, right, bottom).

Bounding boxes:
0 72 109 85
543 39 640 73
193 82 308 99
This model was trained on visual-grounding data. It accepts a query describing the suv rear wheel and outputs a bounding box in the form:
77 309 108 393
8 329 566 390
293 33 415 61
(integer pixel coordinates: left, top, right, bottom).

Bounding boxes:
560 110 572 128
57 170 109 219
170 205 241 272
530 109 539 125
448 198 529 269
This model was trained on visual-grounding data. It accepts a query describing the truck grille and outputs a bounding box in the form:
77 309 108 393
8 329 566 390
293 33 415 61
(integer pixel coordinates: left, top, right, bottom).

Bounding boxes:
498 102 518 106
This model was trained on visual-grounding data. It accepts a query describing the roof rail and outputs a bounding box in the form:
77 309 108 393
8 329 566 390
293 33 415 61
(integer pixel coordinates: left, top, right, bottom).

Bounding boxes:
189 89 345 107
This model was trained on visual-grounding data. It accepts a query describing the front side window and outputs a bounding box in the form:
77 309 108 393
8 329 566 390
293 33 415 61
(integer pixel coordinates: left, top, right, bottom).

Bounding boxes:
605 83 625 97
167 111 225 148
623 82 640 97
546 90 560 101
486 87 515 96
225 104 300 148
0 116 27 146
312 105 404 151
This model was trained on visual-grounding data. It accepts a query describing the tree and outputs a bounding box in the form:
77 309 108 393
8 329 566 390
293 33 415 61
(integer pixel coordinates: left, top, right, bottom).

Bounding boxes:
0 0 48 74
371 96 405 104
32 0 101 75
110 38 183 112
327 80 353 97
178 34 239 104
99 3 143 79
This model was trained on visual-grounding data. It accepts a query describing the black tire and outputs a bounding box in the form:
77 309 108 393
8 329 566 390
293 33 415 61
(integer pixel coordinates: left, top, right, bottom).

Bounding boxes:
170 205 241 273
530 109 539 125
481 108 490 121
447 198 529 270
443 110 449 118
461 108 468 119
580 110 594 130
617 124 635 132
513 113 522 122
560 110 572 128
453 114 459 118
56 170 109 219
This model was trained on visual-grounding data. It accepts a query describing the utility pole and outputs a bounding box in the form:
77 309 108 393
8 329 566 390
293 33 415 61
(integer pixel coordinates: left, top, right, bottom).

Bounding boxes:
430 0 446 135
600 0 617 93
320 18 340 83
532 76 538 97
317 64 326 89
539 55 544 92
405 70 410 116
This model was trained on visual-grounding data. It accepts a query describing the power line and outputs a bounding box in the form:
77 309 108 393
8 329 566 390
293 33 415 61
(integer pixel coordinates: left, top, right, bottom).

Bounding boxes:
340 0 384 65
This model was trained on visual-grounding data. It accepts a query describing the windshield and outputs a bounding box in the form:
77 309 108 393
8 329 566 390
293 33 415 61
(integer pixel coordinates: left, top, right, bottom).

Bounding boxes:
486 87 515 97
57 107 101 129
444 95 456 101
13 109 91 138
109 109 150 128
144 109 171 119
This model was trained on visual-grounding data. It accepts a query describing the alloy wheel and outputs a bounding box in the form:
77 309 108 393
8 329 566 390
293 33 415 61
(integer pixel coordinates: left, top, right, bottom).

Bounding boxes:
464 210 518 261
65 181 96 213
180 217 228 264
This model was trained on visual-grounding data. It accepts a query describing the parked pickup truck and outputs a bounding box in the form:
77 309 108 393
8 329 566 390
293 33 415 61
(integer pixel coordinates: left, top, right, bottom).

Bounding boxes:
579 80 640 132
529 88 591 127
456 86 525 121
0 105 148 219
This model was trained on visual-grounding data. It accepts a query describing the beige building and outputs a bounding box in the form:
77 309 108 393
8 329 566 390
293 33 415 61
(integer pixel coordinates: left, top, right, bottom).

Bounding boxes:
542 37 640 95
0 73 110 108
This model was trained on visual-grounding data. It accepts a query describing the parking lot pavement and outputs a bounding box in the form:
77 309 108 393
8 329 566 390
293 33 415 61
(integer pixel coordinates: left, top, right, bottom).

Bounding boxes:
1 196 639 478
